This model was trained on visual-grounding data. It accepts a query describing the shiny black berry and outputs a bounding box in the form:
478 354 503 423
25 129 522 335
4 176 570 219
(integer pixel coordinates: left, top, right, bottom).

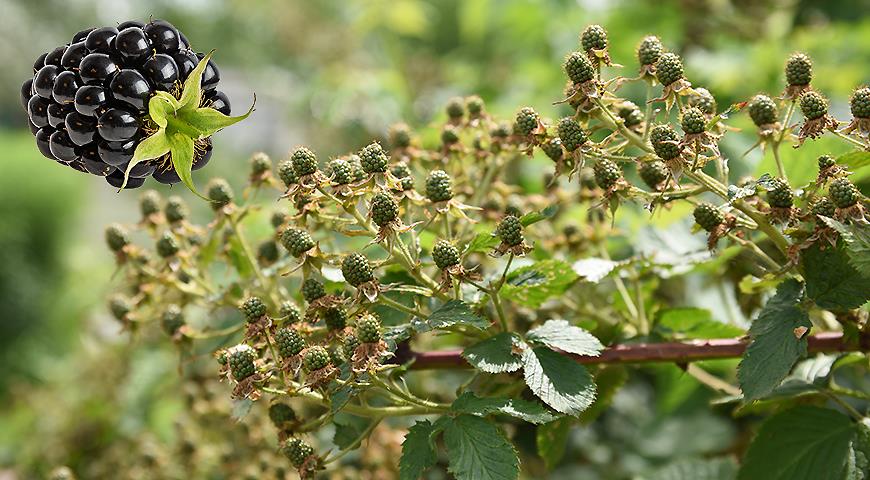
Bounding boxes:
35 127 57 160
49 130 79 162
98 139 137 166
65 112 97 146
114 27 151 62
105 169 146 189
97 108 140 142
78 53 120 86
198 54 220 90
74 85 109 116
47 102 74 129
51 70 81 104
141 54 179 91
143 20 182 53
109 69 151 110
171 49 199 78
33 65 60 98
44 46 66 67
20 79 33 110
85 26 118 53
27 96 52 128
60 41 88 70
206 90 231 115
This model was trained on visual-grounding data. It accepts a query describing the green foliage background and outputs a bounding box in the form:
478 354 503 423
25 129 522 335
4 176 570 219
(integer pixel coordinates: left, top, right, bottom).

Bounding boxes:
0 0 868 478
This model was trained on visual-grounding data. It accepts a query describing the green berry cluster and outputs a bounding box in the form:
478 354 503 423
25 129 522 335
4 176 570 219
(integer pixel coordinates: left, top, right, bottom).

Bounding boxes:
785 53 812 86
278 160 299 188
389 123 412 148
291 147 318 176
514 107 540 136
564 51 595 85
229 345 257 380
541 138 564 162
268 403 296 429
593 158 622 189
799 91 828 120
766 178 793 208
303 346 331 372
655 52 684 86
441 125 460 145
302 278 326 303
446 97 465 120
811 197 836 218
618 102 644 128
360 142 388 174
108 294 132 321
497 215 524 247
637 35 663 66
250 152 272 176
105 223 130 252
639 160 669 190
161 304 184 335
690 88 717 115
693 203 725 232
343 333 361 359
341 252 374 287
433 240 460 269
240 296 267 321
281 228 315 257
356 314 382 343
207 178 234 208
650 124 681 160
391 162 414 192
426 170 454 202
327 159 354 185
466 95 485 117
279 301 302 324
275 327 306 357
748 94 778 127
680 107 707 134
850 87 870 119
164 196 188 223
139 190 161 217
829 178 860 208
156 231 180 258
282 438 315 468
323 306 347 331
370 192 400 226
557 117 588 151
818 155 836 171
581 24 608 52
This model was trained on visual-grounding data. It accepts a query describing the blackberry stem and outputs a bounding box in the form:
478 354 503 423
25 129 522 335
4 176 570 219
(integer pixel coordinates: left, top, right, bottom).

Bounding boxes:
227 212 280 307
642 82 655 142
378 295 426 319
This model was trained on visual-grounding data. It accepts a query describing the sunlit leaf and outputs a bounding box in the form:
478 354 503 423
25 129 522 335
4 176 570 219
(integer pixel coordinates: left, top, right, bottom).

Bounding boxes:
178 99 256 138
178 51 213 111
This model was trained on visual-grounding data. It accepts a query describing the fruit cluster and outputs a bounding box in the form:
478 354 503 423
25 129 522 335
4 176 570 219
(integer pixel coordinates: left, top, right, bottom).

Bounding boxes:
22 19 230 189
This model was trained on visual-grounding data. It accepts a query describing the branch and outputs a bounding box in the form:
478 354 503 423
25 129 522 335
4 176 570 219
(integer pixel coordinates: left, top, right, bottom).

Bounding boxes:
406 332 869 369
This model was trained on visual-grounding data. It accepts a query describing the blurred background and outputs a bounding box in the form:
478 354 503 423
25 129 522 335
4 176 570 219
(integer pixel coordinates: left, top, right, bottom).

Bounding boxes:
1 0 869 478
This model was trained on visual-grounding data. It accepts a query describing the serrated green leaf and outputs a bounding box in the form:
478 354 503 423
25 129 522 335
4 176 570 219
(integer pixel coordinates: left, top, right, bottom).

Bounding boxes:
148 91 180 128
654 308 744 340
837 150 870 171
452 392 558 425
526 319 603 356
571 257 621 282
424 300 490 331
178 51 213 111
646 457 738 480
333 414 371 450
466 232 500 254
819 217 870 277
801 243 870 310
462 332 524 373
520 205 558 226
501 259 579 308
443 414 520 480
177 101 256 138
330 383 357 414
522 346 596 415
737 279 812 401
122 130 170 190
167 132 209 201
400 420 439 480
536 417 572 469
738 406 855 480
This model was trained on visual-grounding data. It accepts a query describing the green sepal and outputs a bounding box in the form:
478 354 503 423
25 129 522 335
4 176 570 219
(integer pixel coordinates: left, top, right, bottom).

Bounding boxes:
167 132 210 201
121 130 171 190
177 97 256 138
178 51 214 111
148 91 181 128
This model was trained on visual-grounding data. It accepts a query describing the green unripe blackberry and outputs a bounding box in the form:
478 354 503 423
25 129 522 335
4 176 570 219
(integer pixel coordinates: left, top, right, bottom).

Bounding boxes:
323 306 347 331
818 155 836 171
278 161 299 188
650 124 681 160
829 178 860 208
229 345 257 380
681 107 707 134
291 147 318 176
391 162 414 191
564 51 595 85
441 125 460 145
216 350 228 366
557 117 588 151
541 138 564 162
425 170 454 202
618 102 644 128
258 240 279 264
850 87 870 118
164 196 188 223
275 327 306 357
281 228 315 257
766 178 793 208
207 178 234 208
268 403 296 429
799 91 828 120
271 211 287 228
279 301 302 324
250 152 271 175
356 314 382 343
581 24 608 52
302 278 326 303
639 160 669 190
326 159 353 185
785 53 812 87
491 121 511 139
303 346 331 372
371 192 400 226
637 35 663 66
593 158 622 189
811 197 836 217
360 142 389 174
433 240 460 269
108 294 132 321
505 204 523 218
466 95 485 116
655 52 684 87
497 215 524 247
689 88 717 115
241 296 267 321
161 304 184 335
343 333 361 359
156 231 180 258
446 97 465 120
327 345 345 366
389 123 412 148
282 438 314 468
348 156 367 182
693 203 725 232
139 189 161 217
105 223 130 252
748 94 778 126
341 252 374 287
515 107 540 136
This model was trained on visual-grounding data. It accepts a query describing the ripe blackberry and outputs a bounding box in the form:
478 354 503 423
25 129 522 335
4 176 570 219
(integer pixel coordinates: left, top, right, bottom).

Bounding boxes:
302 278 326 303
343 333 361 359
359 142 388 174
748 94 778 126
323 306 348 331
564 52 595 85
250 152 271 176
23 19 230 188
766 178 793 208
105 223 130 252
850 87 870 119
829 178 860 208
278 161 299 188
618 102 644 128
268 403 296 429
282 438 314 468
497 215 524 247
433 240 460 269
275 327 306 357
441 125 460 145
637 35 663 66
681 107 707 134
799 91 828 120
655 52 684 87
291 147 318 176
389 123 412 148
164 196 188 223
279 301 302 324
650 124 681 160
786 53 812 86
818 155 836 171
356 314 382 343
370 192 400 226
391 162 414 191
156 231 180 257
303 346 331 372
581 24 608 52
466 95 485 117
689 88 717 115
446 97 465 120
557 117 587 151
240 297 267 321
811 197 835 217
108 294 132 321
639 160 669 190
326 159 353 185
693 203 724 232
593 158 622 189
425 170 454 202
139 189 161 217
341 252 374 287
161 304 184 335
207 178 234 208
228 345 257 380
281 228 315 257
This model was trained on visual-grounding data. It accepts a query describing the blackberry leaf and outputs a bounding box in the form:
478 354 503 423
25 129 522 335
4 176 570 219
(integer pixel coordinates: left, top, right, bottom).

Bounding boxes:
462 332 524 373
526 319 603 356
399 420 439 480
522 346 596 416
451 392 557 425
801 243 870 310
443 414 520 480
